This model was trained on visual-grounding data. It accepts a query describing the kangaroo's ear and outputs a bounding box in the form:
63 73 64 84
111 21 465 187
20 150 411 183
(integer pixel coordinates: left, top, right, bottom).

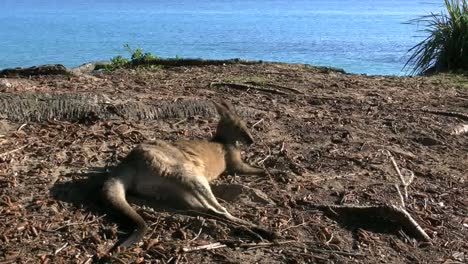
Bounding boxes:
212 101 230 118
218 99 236 112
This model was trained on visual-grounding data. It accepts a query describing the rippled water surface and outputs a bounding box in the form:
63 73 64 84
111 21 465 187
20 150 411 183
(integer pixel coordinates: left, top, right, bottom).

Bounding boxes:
0 0 443 75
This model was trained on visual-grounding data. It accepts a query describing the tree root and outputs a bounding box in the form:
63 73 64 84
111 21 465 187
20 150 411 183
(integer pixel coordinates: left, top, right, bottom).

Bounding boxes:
422 109 468 136
422 109 468 121
244 81 305 95
298 202 431 242
210 82 292 96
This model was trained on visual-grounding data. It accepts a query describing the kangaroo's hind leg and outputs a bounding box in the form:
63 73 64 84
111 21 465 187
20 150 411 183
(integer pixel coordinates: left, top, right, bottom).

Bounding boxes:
180 175 279 240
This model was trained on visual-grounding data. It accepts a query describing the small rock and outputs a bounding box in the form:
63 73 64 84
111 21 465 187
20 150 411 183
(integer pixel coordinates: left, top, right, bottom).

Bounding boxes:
0 78 12 91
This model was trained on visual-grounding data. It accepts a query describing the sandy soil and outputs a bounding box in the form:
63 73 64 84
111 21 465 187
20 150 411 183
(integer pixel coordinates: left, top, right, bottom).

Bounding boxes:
0 62 467 263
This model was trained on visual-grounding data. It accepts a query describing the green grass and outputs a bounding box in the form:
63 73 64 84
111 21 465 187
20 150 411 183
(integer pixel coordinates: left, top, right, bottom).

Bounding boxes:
429 72 468 89
404 0 468 75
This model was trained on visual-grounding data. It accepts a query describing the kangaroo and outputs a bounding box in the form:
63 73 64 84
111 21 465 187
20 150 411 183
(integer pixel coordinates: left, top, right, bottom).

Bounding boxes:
102 100 276 251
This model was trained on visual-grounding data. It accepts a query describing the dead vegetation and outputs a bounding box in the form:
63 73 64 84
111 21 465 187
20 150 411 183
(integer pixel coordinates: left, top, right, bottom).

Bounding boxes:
0 62 467 263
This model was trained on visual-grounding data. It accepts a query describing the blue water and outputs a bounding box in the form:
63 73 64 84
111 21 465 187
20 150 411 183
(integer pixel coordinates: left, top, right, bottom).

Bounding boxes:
0 0 444 75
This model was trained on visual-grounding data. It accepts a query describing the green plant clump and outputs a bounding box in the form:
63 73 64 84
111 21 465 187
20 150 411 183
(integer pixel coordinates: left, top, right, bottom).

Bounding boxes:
405 0 468 75
108 55 129 69
105 44 160 70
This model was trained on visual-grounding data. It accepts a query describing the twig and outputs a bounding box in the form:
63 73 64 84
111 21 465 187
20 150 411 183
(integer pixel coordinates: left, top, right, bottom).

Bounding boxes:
384 150 415 204
82 256 93 264
257 143 272 165
234 240 298 251
251 118 264 129
167 255 181 264
17 123 27 132
325 233 334 246
388 155 405 187
257 154 271 165
280 141 285 153
403 171 415 198
189 219 205 242
54 242 68 255
280 220 309 233
394 184 406 208
182 242 226 252
172 118 188 127
0 144 29 157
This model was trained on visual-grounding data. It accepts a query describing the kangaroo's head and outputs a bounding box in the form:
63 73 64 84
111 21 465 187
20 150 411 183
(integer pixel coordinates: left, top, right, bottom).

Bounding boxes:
212 100 255 146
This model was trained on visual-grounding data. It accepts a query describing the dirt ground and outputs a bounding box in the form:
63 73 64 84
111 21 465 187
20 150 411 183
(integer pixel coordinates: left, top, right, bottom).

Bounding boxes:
0 62 467 264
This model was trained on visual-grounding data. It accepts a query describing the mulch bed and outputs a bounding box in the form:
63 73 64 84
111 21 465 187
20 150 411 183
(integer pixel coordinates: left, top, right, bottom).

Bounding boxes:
0 62 467 263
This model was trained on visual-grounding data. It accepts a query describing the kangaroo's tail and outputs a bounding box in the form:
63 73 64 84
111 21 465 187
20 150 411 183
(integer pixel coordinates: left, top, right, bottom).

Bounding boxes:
102 177 147 251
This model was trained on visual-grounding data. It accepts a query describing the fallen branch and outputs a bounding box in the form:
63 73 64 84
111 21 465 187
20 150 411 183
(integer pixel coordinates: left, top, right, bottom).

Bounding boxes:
384 150 415 206
299 202 431 242
210 82 291 96
393 184 406 208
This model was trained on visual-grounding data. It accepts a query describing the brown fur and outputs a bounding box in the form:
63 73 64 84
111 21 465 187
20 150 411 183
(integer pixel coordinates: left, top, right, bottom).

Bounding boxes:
102 100 274 251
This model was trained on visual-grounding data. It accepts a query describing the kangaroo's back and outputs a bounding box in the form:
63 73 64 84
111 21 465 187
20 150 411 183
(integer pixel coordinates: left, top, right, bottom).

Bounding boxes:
174 140 226 181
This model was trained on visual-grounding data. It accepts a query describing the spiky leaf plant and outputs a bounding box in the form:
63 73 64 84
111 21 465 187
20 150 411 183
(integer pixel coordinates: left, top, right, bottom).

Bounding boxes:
405 0 468 75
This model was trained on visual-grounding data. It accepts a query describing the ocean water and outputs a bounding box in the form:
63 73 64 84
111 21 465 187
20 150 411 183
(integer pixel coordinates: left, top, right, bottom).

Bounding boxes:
0 0 443 75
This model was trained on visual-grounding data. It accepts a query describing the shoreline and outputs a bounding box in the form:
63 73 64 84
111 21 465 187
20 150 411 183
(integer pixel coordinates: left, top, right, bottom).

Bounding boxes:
1 59 467 92
0 58 356 77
